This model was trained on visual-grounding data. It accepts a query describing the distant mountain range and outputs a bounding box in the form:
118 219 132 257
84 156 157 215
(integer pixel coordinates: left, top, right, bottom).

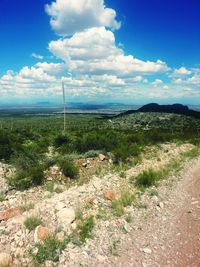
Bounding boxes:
117 103 200 119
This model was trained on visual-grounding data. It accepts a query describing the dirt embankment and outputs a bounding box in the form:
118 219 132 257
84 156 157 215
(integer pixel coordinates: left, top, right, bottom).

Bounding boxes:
107 158 200 267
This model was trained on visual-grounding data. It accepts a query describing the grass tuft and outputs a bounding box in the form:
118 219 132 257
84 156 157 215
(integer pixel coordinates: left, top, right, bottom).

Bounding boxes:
32 235 70 264
19 202 34 212
133 169 163 189
24 216 43 231
0 192 6 202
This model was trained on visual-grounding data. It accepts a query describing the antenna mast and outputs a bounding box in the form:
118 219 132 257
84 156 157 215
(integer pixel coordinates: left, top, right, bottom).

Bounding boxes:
62 81 66 132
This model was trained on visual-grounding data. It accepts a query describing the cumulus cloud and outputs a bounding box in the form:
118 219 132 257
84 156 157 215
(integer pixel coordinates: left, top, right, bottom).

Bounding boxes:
49 27 169 76
187 75 200 85
45 0 121 36
173 67 191 76
173 75 200 86
35 62 66 76
132 76 143 82
152 79 163 86
2 0 199 103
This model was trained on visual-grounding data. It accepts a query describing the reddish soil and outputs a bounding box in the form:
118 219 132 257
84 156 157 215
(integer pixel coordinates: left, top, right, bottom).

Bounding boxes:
107 158 200 267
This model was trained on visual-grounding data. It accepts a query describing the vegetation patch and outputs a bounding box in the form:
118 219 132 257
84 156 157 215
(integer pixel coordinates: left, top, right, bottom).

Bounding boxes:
133 169 164 189
111 190 135 217
75 215 95 245
44 182 63 193
0 192 6 202
58 159 79 179
19 202 34 212
24 216 43 231
32 235 70 265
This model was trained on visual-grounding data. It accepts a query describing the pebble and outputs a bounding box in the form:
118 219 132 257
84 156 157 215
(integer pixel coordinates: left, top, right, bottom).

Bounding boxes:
142 248 152 254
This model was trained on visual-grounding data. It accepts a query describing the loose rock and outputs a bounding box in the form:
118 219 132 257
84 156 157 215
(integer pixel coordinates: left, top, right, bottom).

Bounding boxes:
34 226 51 242
0 252 12 266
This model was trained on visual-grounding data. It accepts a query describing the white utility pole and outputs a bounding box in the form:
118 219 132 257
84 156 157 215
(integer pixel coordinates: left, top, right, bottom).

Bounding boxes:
62 81 66 132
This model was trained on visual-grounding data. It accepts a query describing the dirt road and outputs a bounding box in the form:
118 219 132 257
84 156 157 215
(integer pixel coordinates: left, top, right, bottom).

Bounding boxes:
107 158 200 267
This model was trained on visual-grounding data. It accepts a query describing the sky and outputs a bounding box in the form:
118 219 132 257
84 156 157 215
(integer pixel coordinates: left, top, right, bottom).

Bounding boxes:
0 0 200 105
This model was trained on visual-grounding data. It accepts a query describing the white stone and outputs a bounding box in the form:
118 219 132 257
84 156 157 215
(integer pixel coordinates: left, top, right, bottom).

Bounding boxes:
55 202 66 211
152 195 159 203
57 208 76 226
142 247 152 254
0 253 12 266
158 202 164 209
99 154 106 161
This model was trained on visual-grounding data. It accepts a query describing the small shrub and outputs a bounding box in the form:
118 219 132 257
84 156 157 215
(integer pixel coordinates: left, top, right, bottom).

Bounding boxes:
113 144 141 164
58 160 79 179
111 190 135 217
32 235 70 264
120 191 135 207
134 169 162 189
125 214 132 223
62 153 83 161
77 216 95 244
112 145 131 164
75 208 83 221
53 134 71 148
120 171 126 178
0 193 6 202
24 216 43 231
8 166 45 190
111 200 124 217
182 147 200 159
109 239 120 256
19 202 34 212
84 150 103 158
149 189 158 197
44 182 63 193
96 208 109 221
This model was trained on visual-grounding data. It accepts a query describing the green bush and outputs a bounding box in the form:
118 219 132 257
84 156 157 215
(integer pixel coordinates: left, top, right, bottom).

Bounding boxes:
24 216 43 231
0 193 6 202
84 150 103 158
134 169 162 188
58 160 79 179
10 149 41 171
77 216 95 244
8 166 45 190
32 235 70 264
120 191 135 207
113 144 141 164
53 134 71 148
111 200 124 217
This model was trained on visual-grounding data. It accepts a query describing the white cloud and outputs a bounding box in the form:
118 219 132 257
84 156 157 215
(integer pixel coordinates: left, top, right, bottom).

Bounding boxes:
152 79 163 86
173 75 200 86
163 85 169 89
49 27 169 77
92 74 125 86
173 67 191 76
31 53 44 60
2 0 199 103
173 78 183 84
45 0 121 36
133 76 143 82
35 62 66 76
187 75 200 85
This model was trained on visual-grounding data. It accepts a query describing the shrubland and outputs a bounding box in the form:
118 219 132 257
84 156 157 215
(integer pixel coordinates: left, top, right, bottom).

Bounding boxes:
0 113 200 190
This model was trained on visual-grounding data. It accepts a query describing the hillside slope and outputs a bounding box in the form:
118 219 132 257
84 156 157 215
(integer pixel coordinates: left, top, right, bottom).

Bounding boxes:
0 143 199 266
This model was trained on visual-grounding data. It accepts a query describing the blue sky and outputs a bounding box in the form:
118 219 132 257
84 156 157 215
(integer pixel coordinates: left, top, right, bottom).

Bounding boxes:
0 0 200 105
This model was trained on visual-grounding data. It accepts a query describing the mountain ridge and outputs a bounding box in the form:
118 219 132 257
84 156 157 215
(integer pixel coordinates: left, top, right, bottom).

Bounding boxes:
116 103 200 119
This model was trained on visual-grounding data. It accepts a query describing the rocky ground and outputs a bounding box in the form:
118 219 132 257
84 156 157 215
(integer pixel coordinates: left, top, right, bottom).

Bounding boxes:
0 143 199 267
